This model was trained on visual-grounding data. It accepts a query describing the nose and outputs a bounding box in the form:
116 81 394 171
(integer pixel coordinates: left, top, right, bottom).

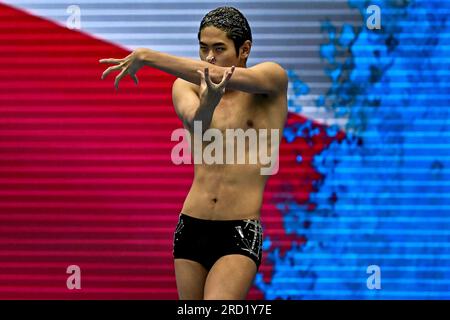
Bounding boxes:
206 54 216 64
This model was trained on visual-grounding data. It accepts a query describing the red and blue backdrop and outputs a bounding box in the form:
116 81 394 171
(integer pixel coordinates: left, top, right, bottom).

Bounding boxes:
0 0 449 299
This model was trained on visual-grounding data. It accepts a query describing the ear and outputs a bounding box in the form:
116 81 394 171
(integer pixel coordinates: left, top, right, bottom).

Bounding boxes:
240 40 252 59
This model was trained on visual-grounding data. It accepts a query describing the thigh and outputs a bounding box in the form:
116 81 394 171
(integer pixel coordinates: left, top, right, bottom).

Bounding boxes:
203 254 257 300
174 258 208 300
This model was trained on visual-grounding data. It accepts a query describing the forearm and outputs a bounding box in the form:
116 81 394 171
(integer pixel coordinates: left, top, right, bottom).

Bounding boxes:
187 100 218 133
137 48 222 86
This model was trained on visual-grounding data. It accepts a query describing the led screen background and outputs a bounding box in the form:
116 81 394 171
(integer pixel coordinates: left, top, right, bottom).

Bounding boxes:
0 0 449 299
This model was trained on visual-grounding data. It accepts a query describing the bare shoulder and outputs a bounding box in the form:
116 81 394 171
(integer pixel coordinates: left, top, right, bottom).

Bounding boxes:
252 62 287 78
252 61 286 73
249 62 288 94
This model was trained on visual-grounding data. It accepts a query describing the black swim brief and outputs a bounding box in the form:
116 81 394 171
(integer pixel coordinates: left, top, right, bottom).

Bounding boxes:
173 213 263 271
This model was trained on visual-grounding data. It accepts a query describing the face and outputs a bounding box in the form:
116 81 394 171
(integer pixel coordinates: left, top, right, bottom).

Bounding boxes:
199 26 250 68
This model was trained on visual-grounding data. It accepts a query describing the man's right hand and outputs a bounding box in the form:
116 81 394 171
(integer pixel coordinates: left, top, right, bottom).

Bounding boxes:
196 66 235 107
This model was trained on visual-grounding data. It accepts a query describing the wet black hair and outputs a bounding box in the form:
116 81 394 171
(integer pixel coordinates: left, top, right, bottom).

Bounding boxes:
198 6 252 58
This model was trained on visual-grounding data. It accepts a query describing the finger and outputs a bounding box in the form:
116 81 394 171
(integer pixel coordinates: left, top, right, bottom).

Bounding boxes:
123 52 134 60
99 58 122 65
101 65 122 80
218 65 235 87
220 71 228 83
114 68 128 90
204 67 214 87
197 70 207 90
197 70 205 82
131 73 139 85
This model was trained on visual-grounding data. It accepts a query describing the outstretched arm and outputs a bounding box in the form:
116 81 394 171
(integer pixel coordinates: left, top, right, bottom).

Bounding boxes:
99 48 287 95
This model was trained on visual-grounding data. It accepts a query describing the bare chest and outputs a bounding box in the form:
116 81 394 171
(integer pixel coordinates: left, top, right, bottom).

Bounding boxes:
209 92 269 131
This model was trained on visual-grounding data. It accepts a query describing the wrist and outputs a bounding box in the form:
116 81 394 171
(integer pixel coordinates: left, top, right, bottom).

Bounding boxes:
134 48 153 65
200 95 220 110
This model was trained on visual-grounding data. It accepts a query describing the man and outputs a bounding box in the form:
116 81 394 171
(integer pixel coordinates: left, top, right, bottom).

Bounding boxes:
100 7 288 300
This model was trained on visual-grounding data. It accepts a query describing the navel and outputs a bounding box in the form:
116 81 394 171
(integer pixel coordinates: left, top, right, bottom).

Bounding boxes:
246 119 254 127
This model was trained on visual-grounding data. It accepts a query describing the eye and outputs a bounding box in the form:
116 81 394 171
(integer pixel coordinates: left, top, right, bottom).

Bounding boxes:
216 47 225 52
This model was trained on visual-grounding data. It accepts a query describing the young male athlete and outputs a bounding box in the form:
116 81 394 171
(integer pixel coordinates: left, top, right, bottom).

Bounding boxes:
100 7 288 300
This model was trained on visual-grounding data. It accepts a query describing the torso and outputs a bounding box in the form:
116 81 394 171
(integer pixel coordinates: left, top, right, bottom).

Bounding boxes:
181 87 287 220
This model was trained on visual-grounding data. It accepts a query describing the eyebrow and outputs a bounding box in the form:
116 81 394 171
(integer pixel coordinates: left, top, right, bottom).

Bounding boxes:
199 41 227 47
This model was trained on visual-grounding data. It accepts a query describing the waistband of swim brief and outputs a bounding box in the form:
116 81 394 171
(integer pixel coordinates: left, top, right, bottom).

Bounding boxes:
179 213 260 225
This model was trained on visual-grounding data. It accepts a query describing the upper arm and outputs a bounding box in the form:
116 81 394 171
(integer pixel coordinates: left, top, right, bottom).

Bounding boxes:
172 78 199 128
220 61 288 96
